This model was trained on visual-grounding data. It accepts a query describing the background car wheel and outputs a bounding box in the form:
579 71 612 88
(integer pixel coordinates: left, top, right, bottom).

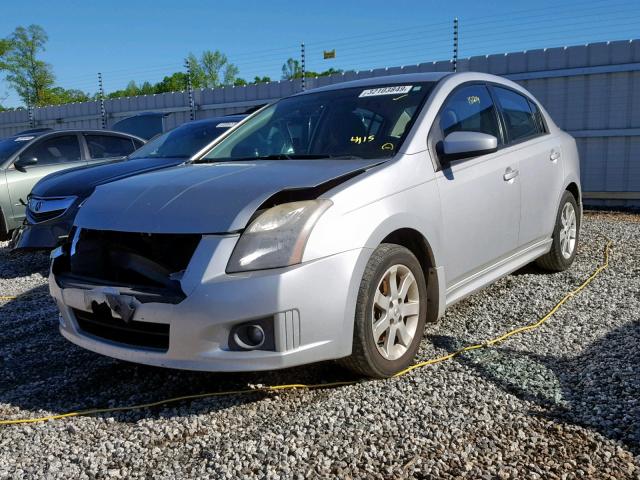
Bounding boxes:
0 209 11 242
339 243 427 378
536 190 580 272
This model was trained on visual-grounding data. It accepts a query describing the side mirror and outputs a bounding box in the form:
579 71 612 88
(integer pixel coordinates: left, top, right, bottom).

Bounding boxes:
14 156 38 171
441 131 498 163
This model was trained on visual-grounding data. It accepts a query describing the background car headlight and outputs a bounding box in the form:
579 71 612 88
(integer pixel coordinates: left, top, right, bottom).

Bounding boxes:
227 200 332 273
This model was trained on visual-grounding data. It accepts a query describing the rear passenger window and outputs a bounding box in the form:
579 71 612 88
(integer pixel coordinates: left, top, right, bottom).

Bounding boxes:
527 99 546 134
85 135 136 159
492 87 540 142
20 135 81 165
439 85 501 141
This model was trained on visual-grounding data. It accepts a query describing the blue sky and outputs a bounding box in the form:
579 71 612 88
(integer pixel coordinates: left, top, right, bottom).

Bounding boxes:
1 0 638 107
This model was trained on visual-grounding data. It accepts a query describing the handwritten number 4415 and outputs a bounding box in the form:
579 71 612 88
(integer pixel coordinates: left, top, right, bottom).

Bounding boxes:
350 135 375 144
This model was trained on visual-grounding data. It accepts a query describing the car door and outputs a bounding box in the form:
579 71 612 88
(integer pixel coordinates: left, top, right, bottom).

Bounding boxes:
431 83 521 287
490 86 564 246
83 133 139 166
4 133 85 225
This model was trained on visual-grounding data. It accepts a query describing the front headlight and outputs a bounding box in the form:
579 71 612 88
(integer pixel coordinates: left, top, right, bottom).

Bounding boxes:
227 200 332 273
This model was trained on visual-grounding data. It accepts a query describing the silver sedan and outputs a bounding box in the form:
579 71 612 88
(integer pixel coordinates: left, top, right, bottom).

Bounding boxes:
49 72 581 377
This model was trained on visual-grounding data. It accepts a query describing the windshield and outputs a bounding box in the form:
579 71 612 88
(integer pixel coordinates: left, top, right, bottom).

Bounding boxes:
0 136 33 163
112 114 164 140
200 82 435 162
129 120 237 159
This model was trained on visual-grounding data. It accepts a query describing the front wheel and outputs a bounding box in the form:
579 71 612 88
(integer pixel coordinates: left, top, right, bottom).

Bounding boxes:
339 243 427 378
536 191 580 272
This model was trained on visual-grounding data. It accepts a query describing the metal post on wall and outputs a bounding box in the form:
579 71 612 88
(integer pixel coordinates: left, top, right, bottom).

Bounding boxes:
452 17 459 72
185 59 196 121
27 102 34 128
300 42 306 91
98 72 107 129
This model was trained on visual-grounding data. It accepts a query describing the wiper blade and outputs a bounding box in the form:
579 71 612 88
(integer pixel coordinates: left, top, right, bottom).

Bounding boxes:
292 154 365 160
194 153 364 163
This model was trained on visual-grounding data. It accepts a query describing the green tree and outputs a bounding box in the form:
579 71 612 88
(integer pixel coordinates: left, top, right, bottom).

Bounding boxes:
105 50 243 98
185 53 201 86
188 50 239 88
317 67 343 77
41 87 90 105
281 58 342 80
155 72 188 93
0 38 12 70
106 80 142 99
281 58 302 80
139 81 155 95
5 25 55 106
253 75 271 84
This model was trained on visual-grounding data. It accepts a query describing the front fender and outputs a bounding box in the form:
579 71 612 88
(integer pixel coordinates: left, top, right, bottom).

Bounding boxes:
304 178 444 268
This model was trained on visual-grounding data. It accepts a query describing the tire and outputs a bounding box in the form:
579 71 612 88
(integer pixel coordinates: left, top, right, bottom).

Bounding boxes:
536 191 580 272
339 243 428 378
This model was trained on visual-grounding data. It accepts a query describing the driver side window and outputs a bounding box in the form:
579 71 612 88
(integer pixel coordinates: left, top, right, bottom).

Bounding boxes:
440 85 501 141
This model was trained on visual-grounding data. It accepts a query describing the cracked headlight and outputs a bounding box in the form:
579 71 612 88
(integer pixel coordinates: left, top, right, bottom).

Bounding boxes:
227 200 332 273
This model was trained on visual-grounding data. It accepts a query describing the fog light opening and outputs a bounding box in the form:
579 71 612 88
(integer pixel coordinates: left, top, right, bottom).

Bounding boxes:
233 324 266 350
247 325 264 345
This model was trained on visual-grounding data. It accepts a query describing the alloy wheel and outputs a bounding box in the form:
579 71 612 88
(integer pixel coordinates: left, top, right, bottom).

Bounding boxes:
371 264 420 361
560 202 577 259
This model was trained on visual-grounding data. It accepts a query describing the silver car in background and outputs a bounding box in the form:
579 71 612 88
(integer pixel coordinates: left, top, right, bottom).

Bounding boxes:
0 129 145 239
50 72 581 377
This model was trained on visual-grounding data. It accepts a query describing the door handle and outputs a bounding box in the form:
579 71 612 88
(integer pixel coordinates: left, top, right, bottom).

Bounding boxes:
503 167 519 181
550 149 560 162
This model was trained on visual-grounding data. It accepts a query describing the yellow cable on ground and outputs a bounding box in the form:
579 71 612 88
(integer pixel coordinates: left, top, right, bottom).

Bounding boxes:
0 296 17 300
394 240 613 377
0 241 612 426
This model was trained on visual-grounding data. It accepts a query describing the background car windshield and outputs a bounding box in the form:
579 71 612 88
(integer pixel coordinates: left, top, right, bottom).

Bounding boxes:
202 82 435 161
129 121 233 159
0 137 30 163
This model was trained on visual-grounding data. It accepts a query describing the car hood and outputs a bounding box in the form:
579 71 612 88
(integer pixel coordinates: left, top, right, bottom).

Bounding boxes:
75 159 382 233
31 157 186 198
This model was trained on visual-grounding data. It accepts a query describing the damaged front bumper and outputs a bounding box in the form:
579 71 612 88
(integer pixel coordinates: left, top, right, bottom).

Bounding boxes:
50 234 369 372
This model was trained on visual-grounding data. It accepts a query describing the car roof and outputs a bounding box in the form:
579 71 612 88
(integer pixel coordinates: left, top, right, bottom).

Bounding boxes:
4 128 145 142
5 130 50 140
294 72 452 95
16 127 54 135
124 111 168 118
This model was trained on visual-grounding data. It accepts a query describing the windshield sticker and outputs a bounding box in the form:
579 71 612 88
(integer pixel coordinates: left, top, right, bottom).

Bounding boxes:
359 86 412 98
381 142 394 151
350 135 375 144
215 122 238 128
467 95 480 105
14 136 34 142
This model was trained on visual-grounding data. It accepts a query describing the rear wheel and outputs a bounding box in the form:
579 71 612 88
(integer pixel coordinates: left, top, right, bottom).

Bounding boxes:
0 209 11 242
537 191 580 272
339 243 427 378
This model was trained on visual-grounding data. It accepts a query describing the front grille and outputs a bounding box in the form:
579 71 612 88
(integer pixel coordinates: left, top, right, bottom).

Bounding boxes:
73 308 170 351
27 196 76 224
60 229 201 292
28 208 65 223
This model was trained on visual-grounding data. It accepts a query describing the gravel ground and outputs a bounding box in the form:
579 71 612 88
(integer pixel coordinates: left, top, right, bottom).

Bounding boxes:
0 212 638 479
